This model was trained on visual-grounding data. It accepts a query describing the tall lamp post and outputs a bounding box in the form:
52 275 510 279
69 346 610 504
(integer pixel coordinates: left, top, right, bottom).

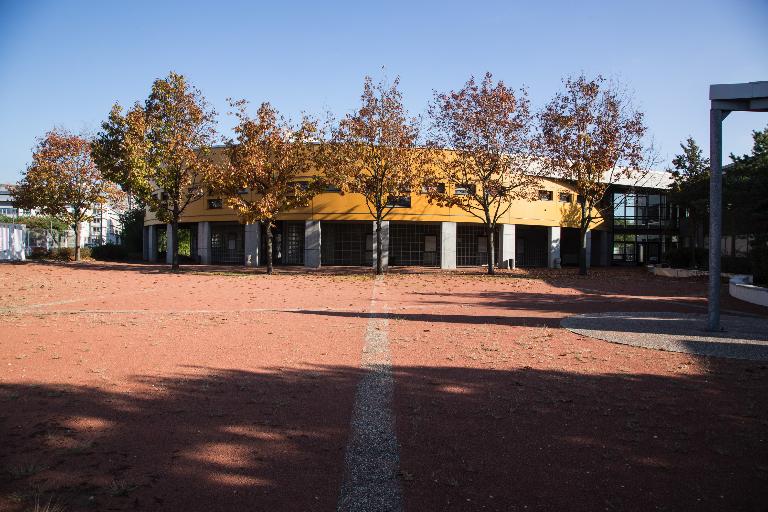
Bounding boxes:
708 81 768 331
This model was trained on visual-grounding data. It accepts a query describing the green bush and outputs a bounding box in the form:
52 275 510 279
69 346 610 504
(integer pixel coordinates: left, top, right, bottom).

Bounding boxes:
79 247 92 259
751 240 768 286
29 247 51 259
119 208 145 254
664 247 708 269
90 243 129 261
721 256 752 274
52 247 73 261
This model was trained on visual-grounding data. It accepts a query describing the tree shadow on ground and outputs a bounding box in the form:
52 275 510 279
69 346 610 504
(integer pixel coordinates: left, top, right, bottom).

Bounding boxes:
1 361 767 511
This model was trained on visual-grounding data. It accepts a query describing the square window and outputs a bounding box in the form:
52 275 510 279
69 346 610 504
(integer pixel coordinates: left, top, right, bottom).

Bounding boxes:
454 184 475 196
207 199 223 209
538 190 553 201
421 183 446 194
558 192 572 203
386 195 411 208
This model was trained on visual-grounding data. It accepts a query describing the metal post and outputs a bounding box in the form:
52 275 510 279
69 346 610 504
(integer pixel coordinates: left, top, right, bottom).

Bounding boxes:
708 108 727 331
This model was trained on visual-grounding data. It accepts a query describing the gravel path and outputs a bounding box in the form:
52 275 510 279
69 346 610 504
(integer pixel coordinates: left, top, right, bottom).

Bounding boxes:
337 276 403 512
561 311 768 360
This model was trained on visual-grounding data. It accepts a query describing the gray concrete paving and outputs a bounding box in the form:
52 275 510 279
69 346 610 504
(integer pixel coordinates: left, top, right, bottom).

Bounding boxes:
561 312 768 361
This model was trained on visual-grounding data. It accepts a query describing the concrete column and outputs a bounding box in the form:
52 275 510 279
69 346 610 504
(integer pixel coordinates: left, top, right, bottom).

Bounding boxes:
600 231 609 266
142 227 149 261
548 226 561 269
440 222 456 269
147 225 157 262
304 220 321 268
372 220 389 270
708 108 727 330
244 223 261 267
499 224 516 269
197 222 211 265
165 224 174 264
585 229 592 269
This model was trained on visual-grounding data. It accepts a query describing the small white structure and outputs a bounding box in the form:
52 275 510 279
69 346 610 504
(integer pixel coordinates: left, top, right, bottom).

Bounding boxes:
729 275 768 308
0 223 26 261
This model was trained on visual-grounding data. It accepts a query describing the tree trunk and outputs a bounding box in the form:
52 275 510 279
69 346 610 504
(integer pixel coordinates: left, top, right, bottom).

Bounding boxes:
375 217 383 275
74 221 81 261
486 225 495 275
171 219 180 270
265 222 274 275
579 202 589 276
579 225 589 276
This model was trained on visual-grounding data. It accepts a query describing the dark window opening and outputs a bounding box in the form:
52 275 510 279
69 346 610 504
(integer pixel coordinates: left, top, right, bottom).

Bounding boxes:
208 199 223 209
421 183 446 194
454 184 476 196
538 190 553 201
386 195 412 208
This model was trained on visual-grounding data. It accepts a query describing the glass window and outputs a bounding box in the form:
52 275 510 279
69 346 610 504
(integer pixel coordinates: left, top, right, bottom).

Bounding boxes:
558 192 572 203
454 184 476 196
208 199 223 209
386 195 411 208
538 190 553 201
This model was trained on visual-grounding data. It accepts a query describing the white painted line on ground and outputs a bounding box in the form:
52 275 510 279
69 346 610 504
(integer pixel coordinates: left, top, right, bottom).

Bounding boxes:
337 276 403 512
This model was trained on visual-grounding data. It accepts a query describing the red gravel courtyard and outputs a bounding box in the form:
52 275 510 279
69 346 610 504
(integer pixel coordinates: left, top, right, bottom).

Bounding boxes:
1 262 767 511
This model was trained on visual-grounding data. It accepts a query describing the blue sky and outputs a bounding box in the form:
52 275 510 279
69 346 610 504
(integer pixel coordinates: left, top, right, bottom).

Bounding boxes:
1 0 766 183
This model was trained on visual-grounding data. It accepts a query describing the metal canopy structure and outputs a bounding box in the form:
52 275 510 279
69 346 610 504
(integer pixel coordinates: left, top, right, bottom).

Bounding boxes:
708 81 768 331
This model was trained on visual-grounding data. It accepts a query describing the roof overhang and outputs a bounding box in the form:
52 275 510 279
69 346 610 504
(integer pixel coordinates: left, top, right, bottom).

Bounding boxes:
709 81 768 112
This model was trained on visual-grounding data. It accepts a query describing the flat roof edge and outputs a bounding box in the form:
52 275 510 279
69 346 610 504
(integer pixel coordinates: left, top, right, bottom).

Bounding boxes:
710 81 768 100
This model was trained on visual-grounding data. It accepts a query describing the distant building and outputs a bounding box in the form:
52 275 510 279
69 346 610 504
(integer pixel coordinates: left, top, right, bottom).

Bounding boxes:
0 184 124 249
0 184 30 217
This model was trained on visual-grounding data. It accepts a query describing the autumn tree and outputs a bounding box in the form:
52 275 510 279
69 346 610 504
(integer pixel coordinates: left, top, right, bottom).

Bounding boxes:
94 72 217 270
426 73 539 274
670 137 709 267
538 74 649 275
12 129 121 260
92 103 152 210
202 101 326 274
327 75 427 275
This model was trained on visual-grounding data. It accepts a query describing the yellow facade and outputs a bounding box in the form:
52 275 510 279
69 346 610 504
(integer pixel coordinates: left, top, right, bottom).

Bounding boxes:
145 176 607 231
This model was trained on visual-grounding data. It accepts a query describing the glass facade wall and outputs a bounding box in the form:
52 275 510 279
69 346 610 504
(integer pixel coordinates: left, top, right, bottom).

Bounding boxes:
611 191 673 265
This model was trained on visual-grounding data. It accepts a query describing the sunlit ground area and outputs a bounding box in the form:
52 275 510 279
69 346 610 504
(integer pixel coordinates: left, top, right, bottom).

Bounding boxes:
1 262 766 511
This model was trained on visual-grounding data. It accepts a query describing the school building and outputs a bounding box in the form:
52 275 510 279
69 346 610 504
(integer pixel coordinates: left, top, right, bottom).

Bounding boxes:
142 165 675 270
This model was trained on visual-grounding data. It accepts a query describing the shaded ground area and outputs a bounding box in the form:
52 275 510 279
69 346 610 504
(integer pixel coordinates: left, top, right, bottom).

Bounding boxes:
562 312 768 360
380 271 768 511
1 262 767 511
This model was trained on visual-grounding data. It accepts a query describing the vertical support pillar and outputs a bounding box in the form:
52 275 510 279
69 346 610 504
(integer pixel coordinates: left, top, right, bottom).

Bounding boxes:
440 221 456 269
165 224 174 264
600 231 609 267
499 224 516 269
147 225 157 262
142 227 149 261
585 229 592 269
244 223 261 267
548 226 561 269
197 222 211 265
372 220 389 270
708 108 727 331
304 220 321 268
